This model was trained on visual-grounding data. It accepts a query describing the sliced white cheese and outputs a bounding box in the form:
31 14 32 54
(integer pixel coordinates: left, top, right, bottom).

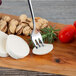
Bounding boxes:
6 35 30 59
0 31 8 57
32 44 53 55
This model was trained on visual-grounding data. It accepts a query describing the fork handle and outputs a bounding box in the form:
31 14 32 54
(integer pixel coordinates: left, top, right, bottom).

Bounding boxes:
28 0 36 34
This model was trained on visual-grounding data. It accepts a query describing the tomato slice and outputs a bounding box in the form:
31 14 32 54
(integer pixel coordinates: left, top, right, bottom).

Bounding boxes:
59 25 75 43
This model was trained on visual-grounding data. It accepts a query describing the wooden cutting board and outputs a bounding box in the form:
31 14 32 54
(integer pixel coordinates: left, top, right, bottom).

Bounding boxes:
0 13 76 76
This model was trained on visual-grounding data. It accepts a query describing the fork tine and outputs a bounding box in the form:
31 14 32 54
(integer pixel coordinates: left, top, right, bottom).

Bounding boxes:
38 33 44 45
32 39 38 48
39 37 44 46
36 39 41 47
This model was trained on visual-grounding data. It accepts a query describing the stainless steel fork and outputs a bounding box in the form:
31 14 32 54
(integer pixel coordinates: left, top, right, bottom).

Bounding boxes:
28 0 44 48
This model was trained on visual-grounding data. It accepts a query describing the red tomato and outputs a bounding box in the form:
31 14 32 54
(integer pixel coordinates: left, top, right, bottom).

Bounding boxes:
75 28 76 38
74 21 76 28
59 25 75 43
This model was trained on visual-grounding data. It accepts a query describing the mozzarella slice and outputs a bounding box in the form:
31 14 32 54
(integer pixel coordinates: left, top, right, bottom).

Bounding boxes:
32 44 53 55
6 35 30 59
0 31 8 57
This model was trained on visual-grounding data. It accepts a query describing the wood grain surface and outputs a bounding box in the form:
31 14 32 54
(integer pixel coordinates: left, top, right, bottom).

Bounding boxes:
0 13 76 76
0 0 76 76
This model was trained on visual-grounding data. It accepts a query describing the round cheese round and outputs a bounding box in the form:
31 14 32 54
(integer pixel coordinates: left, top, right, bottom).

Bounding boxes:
6 35 30 59
0 31 8 57
32 44 53 55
